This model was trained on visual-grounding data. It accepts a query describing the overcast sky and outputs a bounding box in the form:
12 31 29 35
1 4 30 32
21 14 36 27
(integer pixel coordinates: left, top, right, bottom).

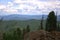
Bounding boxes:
0 0 60 15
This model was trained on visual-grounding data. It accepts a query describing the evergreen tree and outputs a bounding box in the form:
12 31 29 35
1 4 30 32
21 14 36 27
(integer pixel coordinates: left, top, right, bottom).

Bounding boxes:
3 28 22 40
16 28 22 40
40 15 44 30
3 33 6 40
13 30 17 40
46 11 57 32
23 28 26 36
57 23 60 31
22 28 26 40
26 25 30 33
13 28 22 40
38 15 44 30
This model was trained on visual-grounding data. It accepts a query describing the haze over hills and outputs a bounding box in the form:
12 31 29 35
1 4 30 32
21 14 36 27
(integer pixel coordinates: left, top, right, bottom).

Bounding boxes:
0 14 60 21
0 14 47 20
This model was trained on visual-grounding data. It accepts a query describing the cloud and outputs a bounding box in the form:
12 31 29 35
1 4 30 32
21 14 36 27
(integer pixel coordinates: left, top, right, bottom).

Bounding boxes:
0 4 6 9
7 2 13 7
0 1 18 13
3 9 18 13
0 0 60 15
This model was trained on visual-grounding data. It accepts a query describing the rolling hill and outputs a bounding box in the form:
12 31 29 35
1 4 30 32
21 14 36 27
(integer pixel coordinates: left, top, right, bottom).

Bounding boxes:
0 14 47 20
0 14 60 21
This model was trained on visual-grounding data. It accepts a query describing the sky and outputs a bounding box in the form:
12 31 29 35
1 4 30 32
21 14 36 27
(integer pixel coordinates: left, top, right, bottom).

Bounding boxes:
0 0 60 15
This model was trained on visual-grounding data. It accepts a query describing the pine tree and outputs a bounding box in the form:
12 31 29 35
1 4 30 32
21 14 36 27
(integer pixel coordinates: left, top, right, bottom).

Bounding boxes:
13 28 22 40
57 23 60 31
22 28 26 40
40 15 44 30
3 33 6 40
13 30 17 40
38 15 44 30
46 11 57 32
23 28 26 35
26 25 30 33
16 28 21 40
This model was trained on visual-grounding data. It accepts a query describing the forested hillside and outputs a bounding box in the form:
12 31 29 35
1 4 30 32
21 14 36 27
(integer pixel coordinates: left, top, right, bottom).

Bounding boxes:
0 11 60 40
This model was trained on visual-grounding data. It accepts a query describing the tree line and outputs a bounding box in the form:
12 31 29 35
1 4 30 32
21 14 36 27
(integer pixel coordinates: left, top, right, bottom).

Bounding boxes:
38 11 60 32
0 11 60 40
2 25 30 40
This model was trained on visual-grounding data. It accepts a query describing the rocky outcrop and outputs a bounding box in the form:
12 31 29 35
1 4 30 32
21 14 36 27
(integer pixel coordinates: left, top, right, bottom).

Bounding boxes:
24 30 60 40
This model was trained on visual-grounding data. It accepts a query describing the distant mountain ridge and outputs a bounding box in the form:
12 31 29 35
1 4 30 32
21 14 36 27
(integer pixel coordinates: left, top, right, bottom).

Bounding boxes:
0 14 60 21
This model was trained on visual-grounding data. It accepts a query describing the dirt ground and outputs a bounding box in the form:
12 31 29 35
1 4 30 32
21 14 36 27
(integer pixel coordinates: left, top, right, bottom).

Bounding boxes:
24 30 60 40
